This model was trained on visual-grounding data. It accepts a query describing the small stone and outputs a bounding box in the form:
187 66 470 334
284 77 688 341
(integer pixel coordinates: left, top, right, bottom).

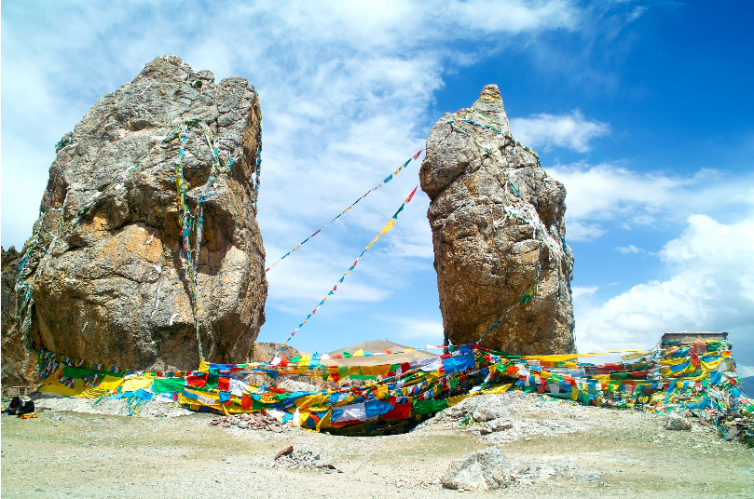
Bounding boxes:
274 446 294 460
441 446 513 491
485 419 513 433
665 417 691 431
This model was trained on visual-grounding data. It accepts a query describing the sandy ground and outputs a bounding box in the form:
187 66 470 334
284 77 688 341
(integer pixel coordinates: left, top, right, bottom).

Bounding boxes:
2 393 752 498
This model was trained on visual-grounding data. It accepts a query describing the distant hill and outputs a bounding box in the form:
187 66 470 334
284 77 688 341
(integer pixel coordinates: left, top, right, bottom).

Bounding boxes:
326 339 434 356
324 339 437 367
741 376 754 398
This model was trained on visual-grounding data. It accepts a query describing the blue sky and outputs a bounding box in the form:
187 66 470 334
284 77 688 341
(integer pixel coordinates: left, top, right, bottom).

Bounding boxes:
3 1 753 372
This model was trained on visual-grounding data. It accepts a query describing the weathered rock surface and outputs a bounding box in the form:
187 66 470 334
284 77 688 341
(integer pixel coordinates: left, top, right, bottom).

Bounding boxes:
441 446 513 490
11 55 266 373
665 416 692 431
2 246 39 385
420 84 575 354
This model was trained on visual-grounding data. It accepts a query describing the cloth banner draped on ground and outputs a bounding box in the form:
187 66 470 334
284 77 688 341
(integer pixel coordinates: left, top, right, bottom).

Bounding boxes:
35 337 753 440
264 149 423 273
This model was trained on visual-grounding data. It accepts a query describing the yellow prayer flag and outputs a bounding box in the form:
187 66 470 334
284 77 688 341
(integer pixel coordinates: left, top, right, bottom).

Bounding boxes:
365 237 379 250
97 375 124 391
379 219 396 235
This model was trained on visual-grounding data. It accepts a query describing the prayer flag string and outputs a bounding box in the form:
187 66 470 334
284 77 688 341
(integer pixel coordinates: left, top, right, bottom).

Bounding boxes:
274 185 420 355
264 149 423 273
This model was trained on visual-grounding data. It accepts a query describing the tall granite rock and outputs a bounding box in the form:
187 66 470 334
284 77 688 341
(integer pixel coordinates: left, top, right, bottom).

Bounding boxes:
8 55 267 374
1 246 38 385
420 85 575 354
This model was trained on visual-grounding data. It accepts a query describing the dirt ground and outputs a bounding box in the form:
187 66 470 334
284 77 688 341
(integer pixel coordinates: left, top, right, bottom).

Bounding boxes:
2 393 752 498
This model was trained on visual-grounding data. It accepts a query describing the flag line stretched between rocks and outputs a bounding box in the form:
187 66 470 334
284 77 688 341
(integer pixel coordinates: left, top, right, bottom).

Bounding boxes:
273 185 420 358
264 149 423 273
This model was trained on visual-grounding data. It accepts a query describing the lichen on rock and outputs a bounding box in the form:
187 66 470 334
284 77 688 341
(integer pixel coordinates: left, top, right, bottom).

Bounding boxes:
420 84 575 354
7 55 267 374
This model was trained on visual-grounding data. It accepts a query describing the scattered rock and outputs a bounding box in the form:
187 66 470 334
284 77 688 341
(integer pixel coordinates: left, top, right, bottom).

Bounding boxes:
665 416 692 431
210 413 286 432
274 446 294 460
485 418 513 433
441 446 513 490
277 378 319 393
270 448 337 472
416 392 586 443
471 407 497 422
420 84 575 354
725 426 740 441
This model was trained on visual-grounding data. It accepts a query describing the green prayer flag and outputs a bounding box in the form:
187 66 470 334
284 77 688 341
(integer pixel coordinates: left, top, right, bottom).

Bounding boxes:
62 366 125 379
413 399 448 415
153 377 186 394
392 204 405 219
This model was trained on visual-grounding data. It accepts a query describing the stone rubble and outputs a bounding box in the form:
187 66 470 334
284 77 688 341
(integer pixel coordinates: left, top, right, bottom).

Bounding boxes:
441 446 513 490
209 413 286 432
268 446 340 472
416 392 588 443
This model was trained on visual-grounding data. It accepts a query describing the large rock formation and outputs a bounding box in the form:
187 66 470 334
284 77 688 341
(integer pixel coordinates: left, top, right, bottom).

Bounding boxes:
1 246 38 385
8 55 267 374
420 85 575 354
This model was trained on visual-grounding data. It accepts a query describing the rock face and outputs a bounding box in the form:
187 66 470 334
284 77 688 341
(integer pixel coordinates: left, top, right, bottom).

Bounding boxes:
441 446 513 490
420 85 575 354
11 55 267 373
1 246 38 385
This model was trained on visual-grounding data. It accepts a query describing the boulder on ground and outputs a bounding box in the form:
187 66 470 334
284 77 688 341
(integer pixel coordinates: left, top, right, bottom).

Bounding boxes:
9 55 267 373
441 445 514 490
420 84 575 354
665 416 692 431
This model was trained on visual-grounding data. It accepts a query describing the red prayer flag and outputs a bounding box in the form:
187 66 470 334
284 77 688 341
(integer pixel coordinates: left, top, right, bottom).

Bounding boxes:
412 149 423 160
187 373 208 388
242 394 252 410
382 402 411 420
405 186 418 203
218 377 230 391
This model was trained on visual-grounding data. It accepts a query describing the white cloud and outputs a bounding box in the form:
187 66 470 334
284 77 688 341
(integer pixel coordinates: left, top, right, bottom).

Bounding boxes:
616 244 643 254
549 163 754 241
1 0 587 330
510 110 610 152
572 285 599 300
391 318 445 343
575 214 754 357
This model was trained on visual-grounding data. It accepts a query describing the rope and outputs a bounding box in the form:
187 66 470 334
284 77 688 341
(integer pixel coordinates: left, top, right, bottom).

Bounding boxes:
272 186 420 360
173 121 236 362
265 149 423 273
